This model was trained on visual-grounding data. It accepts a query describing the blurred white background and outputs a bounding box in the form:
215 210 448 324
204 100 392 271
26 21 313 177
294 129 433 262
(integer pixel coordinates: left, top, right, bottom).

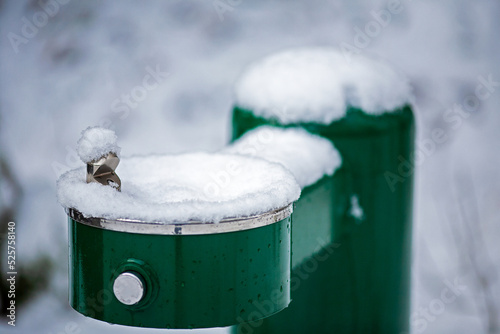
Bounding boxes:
0 0 499 333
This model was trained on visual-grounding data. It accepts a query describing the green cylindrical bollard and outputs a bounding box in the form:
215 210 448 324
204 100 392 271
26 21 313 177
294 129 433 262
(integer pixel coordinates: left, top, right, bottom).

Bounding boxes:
231 106 414 333
230 48 415 334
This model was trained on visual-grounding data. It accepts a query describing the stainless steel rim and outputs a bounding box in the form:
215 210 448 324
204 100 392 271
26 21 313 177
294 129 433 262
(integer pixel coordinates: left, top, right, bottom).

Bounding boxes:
67 204 293 235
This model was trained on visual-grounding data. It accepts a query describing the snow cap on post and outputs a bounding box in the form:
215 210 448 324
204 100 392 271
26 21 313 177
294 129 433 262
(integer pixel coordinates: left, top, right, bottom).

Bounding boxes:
234 47 413 124
77 126 121 163
224 126 342 188
57 152 301 223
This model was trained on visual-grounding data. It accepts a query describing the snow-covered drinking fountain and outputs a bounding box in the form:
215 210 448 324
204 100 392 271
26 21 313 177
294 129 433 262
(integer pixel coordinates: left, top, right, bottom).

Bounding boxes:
58 127 304 328
57 47 415 333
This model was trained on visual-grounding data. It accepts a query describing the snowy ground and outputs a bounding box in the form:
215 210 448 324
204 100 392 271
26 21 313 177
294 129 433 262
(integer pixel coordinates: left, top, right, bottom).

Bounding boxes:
1 0 499 333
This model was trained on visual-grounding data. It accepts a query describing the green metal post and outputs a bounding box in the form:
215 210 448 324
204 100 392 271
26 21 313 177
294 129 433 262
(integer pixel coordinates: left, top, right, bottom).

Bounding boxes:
231 105 415 333
68 207 292 329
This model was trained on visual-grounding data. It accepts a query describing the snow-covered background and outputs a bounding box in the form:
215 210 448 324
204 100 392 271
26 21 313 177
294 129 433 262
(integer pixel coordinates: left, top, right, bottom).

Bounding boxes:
1 0 499 333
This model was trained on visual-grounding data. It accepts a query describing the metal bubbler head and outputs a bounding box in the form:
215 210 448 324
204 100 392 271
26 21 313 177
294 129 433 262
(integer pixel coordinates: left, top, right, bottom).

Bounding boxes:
86 152 121 191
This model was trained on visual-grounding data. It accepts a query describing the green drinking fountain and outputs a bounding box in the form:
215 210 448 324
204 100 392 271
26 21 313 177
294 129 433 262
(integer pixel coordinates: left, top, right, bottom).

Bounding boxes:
230 47 415 334
57 127 301 329
58 47 415 333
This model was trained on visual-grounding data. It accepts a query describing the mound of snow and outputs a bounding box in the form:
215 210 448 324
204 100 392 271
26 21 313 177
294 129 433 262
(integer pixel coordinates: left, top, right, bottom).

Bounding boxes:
234 47 412 124
224 126 341 188
77 127 121 163
57 152 300 223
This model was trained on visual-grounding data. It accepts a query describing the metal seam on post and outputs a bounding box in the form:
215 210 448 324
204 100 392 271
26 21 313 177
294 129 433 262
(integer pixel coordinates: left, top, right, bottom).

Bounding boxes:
67 204 293 235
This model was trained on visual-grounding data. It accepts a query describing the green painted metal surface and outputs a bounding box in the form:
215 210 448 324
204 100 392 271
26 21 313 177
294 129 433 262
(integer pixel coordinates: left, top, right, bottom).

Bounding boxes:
231 105 415 334
68 215 291 329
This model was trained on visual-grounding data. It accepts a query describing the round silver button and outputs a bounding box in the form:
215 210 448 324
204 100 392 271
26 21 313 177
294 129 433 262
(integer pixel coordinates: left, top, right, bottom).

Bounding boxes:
113 272 145 305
